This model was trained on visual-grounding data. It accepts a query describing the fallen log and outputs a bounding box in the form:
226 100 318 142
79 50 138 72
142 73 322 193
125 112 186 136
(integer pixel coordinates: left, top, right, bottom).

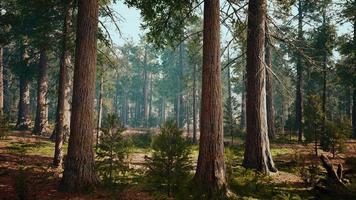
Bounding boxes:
315 154 353 198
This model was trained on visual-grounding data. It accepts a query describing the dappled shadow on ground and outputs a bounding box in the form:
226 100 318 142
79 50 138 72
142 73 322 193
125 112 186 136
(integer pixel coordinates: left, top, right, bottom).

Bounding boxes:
0 131 153 200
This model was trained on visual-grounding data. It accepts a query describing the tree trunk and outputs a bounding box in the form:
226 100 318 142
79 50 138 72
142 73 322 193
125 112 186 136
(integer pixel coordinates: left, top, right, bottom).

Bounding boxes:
353 88 356 138
296 0 304 142
96 76 103 146
192 64 197 143
60 0 99 192
227 51 233 144
243 0 277 174
265 29 276 140
16 45 31 130
240 72 246 130
53 0 73 168
194 0 229 197
33 49 49 135
143 48 149 127
148 73 153 126
0 46 3 116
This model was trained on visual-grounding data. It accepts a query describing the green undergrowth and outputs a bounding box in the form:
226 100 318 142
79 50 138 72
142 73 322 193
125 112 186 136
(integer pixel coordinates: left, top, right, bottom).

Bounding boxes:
7 140 67 157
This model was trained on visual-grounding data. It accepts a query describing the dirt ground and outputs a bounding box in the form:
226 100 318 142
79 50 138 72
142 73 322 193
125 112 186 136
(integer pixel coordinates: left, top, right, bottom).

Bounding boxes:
0 131 355 199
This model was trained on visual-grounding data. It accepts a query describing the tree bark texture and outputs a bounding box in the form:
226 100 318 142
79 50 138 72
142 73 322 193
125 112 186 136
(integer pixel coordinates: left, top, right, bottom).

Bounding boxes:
60 0 99 192
296 0 304 142
33 49 49 135
53 0 73 167
265 31 276 140
0 46 3 116
192 64 197 143
194 0 229 197
243 0 277 174
16 46 31 130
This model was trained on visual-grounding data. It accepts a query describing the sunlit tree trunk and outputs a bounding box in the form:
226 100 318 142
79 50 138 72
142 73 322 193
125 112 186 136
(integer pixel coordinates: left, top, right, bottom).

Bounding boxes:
53 0 73 167
194 0 229 197
96 76 104 146
243 0 277 174
33 48 49 135
60 0 99 192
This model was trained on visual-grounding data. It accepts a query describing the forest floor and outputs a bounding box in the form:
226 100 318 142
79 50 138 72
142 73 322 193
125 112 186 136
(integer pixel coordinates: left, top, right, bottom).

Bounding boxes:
0 130 356 199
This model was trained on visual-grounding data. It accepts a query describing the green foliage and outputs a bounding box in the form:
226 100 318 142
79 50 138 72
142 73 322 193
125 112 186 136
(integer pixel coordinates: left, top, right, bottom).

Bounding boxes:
145 121 193 197
130 132 153 149
299 164 321 187
96 114 131 186
272 192 302 200
304 95 324 142
0 115 10 139
320 119 350 157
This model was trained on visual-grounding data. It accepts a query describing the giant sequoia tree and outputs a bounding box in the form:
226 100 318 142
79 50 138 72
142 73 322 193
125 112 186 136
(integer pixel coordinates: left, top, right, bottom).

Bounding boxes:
60 0 99 192
243 0 277 174
194 0 229 197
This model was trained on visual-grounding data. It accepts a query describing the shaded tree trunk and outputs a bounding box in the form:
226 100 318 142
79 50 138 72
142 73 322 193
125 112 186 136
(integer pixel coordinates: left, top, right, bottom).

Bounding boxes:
33 48 49 135
0 46 3 116
353 88 356 138
265 29 276 140
143 48 149 127
296 0 304 142
194 0 229 197
227 51 233 144
53 0 73 167
243 0 277 174
148 73 153 126
16 45 31 130
192 64 197 143
60 0 99 192
240 72 246 130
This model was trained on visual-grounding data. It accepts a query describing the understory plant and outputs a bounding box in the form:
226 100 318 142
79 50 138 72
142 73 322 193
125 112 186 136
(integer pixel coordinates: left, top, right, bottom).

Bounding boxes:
145 121 193 197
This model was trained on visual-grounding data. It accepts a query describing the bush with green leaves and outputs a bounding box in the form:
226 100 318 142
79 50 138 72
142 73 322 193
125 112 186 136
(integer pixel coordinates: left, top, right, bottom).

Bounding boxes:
320 119 350 157
96 114 131 186
145 121 193 197
0 115 10 139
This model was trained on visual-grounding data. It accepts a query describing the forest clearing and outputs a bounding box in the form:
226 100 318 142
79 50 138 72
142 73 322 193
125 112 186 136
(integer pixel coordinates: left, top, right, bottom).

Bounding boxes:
1 0 356 199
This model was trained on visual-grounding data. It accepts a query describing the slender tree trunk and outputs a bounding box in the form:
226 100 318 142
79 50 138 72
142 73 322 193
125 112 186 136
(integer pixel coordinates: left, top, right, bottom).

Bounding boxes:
265 28 276 140
96 76 103 146
33 48 49 135
161 97 166 124
353 88 356 138
16 45 31 129
60 0 99 192
243 0 277 174
0 46 3 116
53 0 73 167
148 73 153 126
192 64 197 143
143 48 149 127
240 72 246 130
296 0 304 142
194 0 229 197
227 51 233 144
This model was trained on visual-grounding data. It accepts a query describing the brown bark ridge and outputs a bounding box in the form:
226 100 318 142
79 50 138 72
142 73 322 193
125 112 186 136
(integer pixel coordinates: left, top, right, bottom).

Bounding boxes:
296 0 304 142
16 45 31 130
60 0 99 192
194 0 231 198
265 25 276 140
243 0 277 174
33 48 49 135
0 46 3 116
53 0 73 168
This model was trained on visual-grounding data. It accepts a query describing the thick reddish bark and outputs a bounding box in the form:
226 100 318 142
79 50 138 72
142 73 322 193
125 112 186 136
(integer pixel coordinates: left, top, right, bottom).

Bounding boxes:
60 0 99 192
53 0 73 167
243 0 277 174
192 63 197 143
194 0 229 197
33 48 49 135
